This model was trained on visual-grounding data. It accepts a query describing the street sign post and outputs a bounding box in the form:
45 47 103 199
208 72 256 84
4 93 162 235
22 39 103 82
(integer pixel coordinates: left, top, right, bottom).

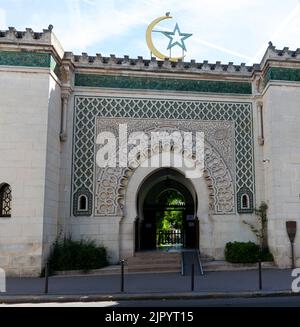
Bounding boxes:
286 221 297 269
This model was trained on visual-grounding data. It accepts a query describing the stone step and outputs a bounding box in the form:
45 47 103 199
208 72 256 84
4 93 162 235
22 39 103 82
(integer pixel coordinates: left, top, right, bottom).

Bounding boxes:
128 261 181 267
128 261 181 268
202 260 276 272
131 256 180 261
127 260 181 266
131 257 180 262
131 253 180 259
54 265 127 277
134 251 180 255
127 258 181 265
128 263 181 272
126 252 181 274
128 269 181 274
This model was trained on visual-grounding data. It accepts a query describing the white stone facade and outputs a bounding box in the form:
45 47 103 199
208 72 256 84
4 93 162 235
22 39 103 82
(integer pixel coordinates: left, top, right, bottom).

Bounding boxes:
0 28 299 276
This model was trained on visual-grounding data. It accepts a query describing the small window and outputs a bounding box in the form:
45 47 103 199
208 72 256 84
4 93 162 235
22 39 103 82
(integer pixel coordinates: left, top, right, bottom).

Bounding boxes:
0 183 12 218
241 194 250 210
78 195 88 212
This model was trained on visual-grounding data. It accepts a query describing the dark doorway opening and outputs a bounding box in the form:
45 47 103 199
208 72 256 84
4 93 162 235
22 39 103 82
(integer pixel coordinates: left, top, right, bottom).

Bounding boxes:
136 169 199 252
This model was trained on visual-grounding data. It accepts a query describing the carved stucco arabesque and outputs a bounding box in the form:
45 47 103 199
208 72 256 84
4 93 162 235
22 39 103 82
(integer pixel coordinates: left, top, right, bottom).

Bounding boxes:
95 118 236 216
72 97 254 217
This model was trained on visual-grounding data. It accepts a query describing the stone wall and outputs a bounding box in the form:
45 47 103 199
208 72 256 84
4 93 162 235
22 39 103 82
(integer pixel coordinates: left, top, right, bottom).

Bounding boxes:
1 27 299 274
42 76 62 265
263 83 300 268
0 68 57 276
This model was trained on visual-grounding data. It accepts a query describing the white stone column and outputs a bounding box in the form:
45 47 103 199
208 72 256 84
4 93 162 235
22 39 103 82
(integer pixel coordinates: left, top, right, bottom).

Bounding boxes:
257 102 264 145
60 93 69 142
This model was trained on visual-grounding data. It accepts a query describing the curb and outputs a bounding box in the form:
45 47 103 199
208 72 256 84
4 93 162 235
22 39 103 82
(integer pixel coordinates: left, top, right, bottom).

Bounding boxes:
52 262 278 277
0 291 299 304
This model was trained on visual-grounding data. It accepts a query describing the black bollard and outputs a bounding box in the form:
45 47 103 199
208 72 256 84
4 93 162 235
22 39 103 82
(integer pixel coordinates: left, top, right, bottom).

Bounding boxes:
191 264 195 292
286 221 297 269
291 242 295 270
258 258 262 291
44 262 49 294
121 260 125 293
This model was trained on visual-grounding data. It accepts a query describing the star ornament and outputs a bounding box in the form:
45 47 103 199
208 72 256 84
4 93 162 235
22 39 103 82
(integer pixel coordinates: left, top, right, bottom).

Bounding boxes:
161 23 193 52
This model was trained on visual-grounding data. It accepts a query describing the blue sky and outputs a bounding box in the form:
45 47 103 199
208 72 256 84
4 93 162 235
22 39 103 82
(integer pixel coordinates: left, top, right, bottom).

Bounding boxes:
0 0 299 64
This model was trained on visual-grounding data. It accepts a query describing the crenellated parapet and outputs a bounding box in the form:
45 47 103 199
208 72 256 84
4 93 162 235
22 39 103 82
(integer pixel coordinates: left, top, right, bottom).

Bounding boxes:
0 26 64 60
257 43 300 91
64 51 255 76
1 27 300 89
0 26 51 43
260 42 300 68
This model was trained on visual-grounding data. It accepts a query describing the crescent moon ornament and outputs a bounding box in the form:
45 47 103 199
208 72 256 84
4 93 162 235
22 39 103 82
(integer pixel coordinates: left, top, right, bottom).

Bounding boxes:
146 14 186 62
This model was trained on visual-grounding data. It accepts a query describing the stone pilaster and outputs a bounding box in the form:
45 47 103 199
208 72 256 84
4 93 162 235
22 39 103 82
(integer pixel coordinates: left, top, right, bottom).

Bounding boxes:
59 57 74 142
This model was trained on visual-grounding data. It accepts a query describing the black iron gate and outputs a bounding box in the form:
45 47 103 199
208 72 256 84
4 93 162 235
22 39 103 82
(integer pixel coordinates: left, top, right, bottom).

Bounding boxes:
157 230 184 246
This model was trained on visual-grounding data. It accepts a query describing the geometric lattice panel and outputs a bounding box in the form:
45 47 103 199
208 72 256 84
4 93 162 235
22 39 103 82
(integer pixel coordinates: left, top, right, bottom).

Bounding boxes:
72 96 254 216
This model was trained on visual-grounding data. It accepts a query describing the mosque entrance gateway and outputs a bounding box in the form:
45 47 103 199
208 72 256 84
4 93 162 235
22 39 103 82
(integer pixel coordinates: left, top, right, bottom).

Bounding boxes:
135 169 199 252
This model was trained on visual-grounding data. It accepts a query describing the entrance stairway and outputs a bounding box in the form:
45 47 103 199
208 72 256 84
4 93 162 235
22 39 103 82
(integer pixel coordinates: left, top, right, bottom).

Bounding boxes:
126 251 181 274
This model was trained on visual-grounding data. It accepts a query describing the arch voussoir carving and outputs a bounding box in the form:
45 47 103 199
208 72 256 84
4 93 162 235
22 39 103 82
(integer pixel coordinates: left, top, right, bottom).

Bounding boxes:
95 143 235 216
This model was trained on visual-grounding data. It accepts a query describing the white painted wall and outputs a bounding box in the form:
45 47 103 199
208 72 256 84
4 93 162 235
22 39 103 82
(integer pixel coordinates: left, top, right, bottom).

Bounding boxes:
42 76 62 263
263 83 300 267
58 95 74 238
0 68 61 276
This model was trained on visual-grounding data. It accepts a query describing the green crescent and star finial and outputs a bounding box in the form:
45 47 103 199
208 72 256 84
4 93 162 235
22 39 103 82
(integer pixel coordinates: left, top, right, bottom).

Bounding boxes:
160 23 192 51
153 13 192 53
146 13 193 62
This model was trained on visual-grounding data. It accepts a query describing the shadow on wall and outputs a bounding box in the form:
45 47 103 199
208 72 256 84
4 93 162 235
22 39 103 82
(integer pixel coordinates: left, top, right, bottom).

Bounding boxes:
41 82 64 274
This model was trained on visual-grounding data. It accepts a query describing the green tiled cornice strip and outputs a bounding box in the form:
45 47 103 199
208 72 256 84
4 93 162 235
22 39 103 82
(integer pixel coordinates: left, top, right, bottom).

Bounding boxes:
75 73 252 95
264 67 300 84
0 51 57 70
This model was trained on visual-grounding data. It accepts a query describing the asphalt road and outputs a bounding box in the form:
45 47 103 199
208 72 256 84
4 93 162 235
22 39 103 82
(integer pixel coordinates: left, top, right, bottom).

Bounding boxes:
2 296 300 307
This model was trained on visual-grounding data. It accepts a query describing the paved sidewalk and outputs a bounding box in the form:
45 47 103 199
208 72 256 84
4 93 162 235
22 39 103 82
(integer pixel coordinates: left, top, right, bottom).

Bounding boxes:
0 269 295 297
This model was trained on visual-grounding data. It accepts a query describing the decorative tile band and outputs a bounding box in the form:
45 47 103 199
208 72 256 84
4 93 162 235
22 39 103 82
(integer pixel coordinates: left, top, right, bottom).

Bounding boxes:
264 67 300 84
0 50 57 70
75 73 252 95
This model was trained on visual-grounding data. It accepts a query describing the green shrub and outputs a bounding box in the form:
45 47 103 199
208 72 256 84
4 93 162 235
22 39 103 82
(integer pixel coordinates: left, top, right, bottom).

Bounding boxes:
261 249 274 262
47 238 108 274
225 242 274 263
225 242 260 263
